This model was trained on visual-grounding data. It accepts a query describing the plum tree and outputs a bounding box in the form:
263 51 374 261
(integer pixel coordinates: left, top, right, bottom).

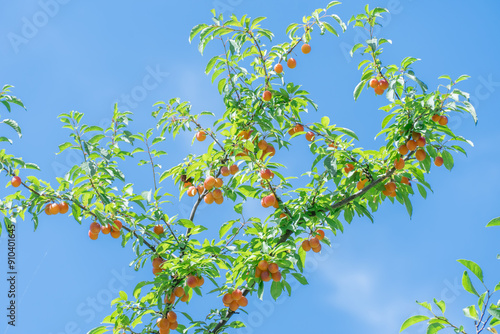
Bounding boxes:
0 2 481 334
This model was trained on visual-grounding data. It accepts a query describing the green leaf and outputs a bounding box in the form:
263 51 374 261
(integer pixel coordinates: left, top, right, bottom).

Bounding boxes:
461 271 479 296
335 127 359 140
426 323 445 334
462 101 477 124
417 301 432 312
354 79 368 101
463 305 479 320
233 203 243 214
457 259 483 283
455 74 470 83
1 119 22 138
81 161 97 177
434 299 446 314
417 184 427 199
219 220 236 238
321 116 330 127
486 217 500 227
400 315 429 332
119 291 128 301
189 23 208 43
178 219 195 228
489 305 500 319
58 142 73 154
291 273 308 285
441 151 454 171
0 136 12 144
323 156 337 177
87 326 108 334
270 281 282 300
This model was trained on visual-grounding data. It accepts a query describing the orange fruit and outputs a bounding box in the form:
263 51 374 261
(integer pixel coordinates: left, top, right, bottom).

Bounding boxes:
394 157 405 170
164 293 175 304
152 257 164 269
187 275 199 288
174 287 185 298
262 90 272 102
110 230 121 239
398 144 409 155
432 114 440 122
204 192 214 204
260 168 272 180
406 140 417 151
44 204 52 215
293 124 304 133
415 149 426 161
167 311 177 322
90 222 101 234
187 186 198 197
268 263 279 274
301 240 311 251
112 220 122 231
223 293 233 305
439 116 448 125
261 270 271 282
169 321 178 330
401 176 410 185
287 58 297 68
263 194 276 208
232 289 243 300
434 156 444 167
369 78 379 88
196 131 206 141
59 202 69 214
257 260 269 271
357 179 368 190
271 271 282 282
212 189 223 200
214 196 224 205
301 43 311 54
220 166 230 177
305 131 315 142
416 137 426 147
153 225 164 235
312 244 322 253
316 229 325 240
157 318 170 330
10 176 21 188
237 296 248 307
385 182 396 192
309 237 320 248
229 301 239 311
49 203 60 215
344 163 355 173
229 164 239 175
374 85 385 95
274 63 283 74
258 140 268 151
254 267 262 278
88 230 98 240
196 276 205 287
263 145 275 157
379 79 389 90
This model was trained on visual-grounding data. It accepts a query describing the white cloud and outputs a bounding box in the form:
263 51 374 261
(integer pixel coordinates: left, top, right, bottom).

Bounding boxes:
318 262 414 334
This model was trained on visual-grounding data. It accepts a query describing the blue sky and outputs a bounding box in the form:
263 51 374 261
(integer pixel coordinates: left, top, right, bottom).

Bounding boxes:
1 1 500 334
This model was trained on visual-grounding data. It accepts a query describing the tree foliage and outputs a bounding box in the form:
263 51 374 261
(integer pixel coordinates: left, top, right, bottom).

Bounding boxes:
1 2 491 334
